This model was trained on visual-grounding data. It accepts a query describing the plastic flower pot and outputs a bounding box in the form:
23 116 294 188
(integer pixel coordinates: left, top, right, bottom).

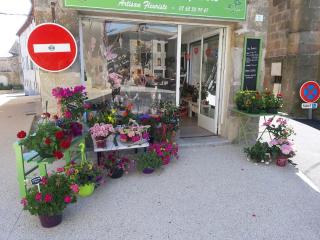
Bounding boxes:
109 168 124 179
78 183 95 197
39 214 62 228
276 157 288 167
95 137 107 148
143 168 155 174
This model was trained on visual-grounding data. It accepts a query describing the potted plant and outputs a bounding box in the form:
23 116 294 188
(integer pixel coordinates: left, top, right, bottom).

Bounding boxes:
148 142 179 165
136 151 162 174
268 139 295 167
102 152 131 179
18 122 72 160
264 117 296 167
52 85 88 121
89 123 114 148
117 120 150 144
235 90 264 114
21 173 78 228
262 91 283 114
62 161 102 197
244 141 270 163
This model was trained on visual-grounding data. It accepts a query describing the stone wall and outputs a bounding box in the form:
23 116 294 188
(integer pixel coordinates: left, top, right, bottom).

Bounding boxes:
264 0 320 119
0 57 22 86
33 0 81 112
222 0 269 141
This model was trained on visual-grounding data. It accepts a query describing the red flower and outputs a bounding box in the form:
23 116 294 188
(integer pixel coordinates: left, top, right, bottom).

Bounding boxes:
53 115 59 120
55 131 64 140
41 112 51 119
44 193 53 203
277 93 283 98
35 192 42 202
44 137 52 145
56 167 64 173
41 177 48 185
59 139 71 149
64 195 72 204
53 151 64 160
17 131 26 139
20 198 28 207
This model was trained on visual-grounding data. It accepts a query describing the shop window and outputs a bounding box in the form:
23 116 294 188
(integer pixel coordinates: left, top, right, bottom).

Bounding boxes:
82 20 178 108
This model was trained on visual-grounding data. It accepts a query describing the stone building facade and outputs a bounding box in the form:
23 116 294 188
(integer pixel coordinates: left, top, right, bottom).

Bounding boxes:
22 0 270 141
264 0 320 118
0 56 22 87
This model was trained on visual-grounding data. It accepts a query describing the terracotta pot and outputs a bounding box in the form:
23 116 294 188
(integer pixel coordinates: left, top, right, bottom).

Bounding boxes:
276 157 288 167
95 137 107 148
39 214 62 228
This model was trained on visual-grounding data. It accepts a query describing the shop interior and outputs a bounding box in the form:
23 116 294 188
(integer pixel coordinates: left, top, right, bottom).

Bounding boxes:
82 19 221 138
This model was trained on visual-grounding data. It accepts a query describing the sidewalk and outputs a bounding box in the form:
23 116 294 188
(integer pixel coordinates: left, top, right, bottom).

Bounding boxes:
1 95 320 240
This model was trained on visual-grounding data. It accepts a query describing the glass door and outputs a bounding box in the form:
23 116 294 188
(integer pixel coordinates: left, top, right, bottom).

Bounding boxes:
198 30 223 134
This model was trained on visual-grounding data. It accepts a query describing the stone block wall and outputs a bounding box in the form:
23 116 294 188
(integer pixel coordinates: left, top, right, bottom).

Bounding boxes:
264 0 320 119
33 0 81 112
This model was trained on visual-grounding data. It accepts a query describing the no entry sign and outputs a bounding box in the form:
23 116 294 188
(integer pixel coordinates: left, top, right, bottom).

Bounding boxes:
27 23 77 72
300 81 320 103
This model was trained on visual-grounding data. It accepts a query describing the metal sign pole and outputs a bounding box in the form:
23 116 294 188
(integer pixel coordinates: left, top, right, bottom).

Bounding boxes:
308 109 313 120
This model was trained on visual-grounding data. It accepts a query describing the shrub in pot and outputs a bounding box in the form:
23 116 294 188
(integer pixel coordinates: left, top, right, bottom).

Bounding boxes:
244 141 270 163
148 142 179 165
21 173 78 228
61 161 102 197
235 90 264 114
136 152 162 174
18 122 72 160
262 91 283 114
102 152 131 179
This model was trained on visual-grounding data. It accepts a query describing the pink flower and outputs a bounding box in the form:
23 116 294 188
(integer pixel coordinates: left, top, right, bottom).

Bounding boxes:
104 46 118 61
281 144 293 155
20 198 28 207
56 167 64 173
64 196 72 204
44 193 53 203
83 103 91 109
70 184 79 193
41 177 48 185
64 110 72 119
35 192 42 202
268 139 279 147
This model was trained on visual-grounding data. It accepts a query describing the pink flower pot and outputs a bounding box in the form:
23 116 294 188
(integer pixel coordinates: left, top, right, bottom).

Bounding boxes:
95 137 107 148
276 157 288 167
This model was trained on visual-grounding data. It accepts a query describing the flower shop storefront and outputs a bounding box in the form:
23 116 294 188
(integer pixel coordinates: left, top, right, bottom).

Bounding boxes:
69 0 247 137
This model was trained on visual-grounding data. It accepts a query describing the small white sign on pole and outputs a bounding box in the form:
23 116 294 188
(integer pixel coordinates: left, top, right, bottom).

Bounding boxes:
301 103 318 109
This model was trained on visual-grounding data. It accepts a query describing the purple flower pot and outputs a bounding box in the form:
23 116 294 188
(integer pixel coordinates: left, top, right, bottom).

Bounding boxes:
143 168 155 174
39 214 62 228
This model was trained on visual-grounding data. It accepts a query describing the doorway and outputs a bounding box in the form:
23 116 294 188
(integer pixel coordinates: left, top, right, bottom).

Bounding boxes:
180 27 224 138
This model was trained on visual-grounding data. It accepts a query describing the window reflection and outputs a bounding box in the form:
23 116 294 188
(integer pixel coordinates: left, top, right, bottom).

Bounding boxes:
82 20 178 110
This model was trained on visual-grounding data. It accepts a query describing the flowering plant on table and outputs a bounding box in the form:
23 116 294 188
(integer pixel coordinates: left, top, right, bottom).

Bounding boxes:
17 122 72 160
117 124 150 143
90 123 114 148
148 142 179 165
21 172 78 216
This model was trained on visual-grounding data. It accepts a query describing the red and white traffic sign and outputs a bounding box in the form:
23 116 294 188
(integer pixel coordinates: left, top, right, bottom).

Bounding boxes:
299 81 320 103
27 23 77 72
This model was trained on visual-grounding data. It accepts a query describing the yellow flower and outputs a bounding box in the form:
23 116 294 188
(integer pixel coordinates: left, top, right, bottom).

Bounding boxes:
75 169 79 174
111 109 116 114
88 164 93 170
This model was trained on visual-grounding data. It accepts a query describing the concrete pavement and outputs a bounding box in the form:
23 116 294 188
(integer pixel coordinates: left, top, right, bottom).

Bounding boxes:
1 94 320 240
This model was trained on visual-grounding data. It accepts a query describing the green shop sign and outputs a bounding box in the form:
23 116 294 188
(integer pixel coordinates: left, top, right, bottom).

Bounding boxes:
64 0 247 20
